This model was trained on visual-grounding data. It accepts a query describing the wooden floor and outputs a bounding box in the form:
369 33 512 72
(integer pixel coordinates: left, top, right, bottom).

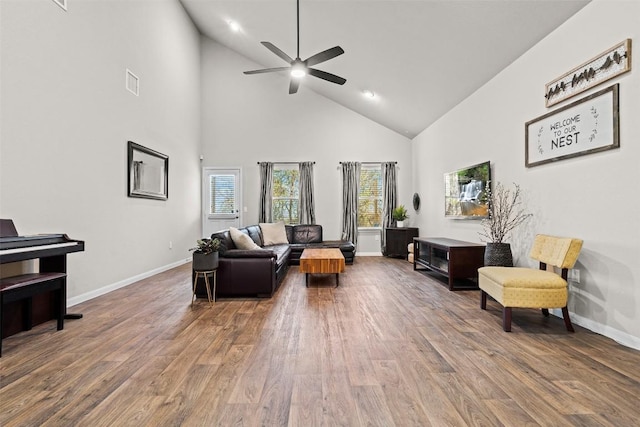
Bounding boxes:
1 257 640 426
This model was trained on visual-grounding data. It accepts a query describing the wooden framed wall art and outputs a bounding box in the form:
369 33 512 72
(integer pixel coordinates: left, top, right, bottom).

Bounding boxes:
526 84 619 168
544 39 631 107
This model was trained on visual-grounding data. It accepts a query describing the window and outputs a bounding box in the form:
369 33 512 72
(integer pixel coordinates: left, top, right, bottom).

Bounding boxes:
358 165 382 227
272 165 300 224
209 174 235 215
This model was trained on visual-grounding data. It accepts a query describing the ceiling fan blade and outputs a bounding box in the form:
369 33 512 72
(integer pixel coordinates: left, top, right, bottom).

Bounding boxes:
304 46 344 67
289 78 300 94
243 67 291 75
308 68 347 85
261 41 294 64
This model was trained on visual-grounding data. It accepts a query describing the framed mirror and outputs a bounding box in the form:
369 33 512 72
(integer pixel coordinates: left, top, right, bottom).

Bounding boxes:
127 141 168 200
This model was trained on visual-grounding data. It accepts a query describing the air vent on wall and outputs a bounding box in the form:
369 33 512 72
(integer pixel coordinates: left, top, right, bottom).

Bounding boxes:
126 69 139 96
52 0 67 11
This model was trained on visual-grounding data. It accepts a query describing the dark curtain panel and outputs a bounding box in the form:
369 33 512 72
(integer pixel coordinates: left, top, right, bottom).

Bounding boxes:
341 162 361 245
258 162 273 223
381 162 397 252
298 162 316 224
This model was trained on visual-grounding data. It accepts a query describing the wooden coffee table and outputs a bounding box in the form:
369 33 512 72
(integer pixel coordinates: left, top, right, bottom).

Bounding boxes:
299 248 345 287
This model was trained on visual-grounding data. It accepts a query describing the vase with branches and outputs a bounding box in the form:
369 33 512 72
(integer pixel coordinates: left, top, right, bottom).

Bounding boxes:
479 182 532 266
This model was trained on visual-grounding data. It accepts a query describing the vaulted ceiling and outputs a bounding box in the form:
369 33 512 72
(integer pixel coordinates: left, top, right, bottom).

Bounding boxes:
180 0 590 138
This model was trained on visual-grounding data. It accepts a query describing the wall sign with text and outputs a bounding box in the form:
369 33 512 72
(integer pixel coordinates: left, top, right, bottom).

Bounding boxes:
525 84 619 168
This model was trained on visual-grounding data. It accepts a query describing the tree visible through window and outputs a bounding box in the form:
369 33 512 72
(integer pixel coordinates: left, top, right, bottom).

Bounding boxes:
358 166 382 227
272 166 300 224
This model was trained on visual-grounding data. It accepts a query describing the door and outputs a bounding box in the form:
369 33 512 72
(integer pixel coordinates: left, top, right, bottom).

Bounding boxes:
202 167 242 237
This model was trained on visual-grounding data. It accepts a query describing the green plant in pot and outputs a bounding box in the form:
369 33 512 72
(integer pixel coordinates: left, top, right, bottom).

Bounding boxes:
393 205 409 227
190 238 222 271
478 182 532 266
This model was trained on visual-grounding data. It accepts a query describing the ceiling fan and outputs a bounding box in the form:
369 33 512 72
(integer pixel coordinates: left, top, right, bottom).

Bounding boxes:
243 0 346 94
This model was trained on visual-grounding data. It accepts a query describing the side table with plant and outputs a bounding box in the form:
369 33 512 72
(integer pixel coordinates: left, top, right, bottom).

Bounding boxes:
190 237 222 271
478 182 532 266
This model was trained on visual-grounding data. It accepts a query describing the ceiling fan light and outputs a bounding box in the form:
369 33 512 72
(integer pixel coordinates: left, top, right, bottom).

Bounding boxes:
291 65 306 78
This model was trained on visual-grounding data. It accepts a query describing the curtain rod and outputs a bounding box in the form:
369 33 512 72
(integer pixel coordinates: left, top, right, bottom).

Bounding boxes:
257 161 315 165
339 161 397 165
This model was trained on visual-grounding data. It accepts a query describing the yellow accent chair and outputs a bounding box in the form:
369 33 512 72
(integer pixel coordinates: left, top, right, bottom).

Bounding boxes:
478 234 583 332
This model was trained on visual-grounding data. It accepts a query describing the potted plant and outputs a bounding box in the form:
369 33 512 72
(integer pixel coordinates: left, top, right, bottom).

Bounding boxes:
190 237 222 271
478 182 532 266
393 205 409 227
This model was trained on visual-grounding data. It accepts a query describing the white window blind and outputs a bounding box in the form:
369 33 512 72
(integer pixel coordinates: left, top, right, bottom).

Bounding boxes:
358 165 383 227
209 174 235 215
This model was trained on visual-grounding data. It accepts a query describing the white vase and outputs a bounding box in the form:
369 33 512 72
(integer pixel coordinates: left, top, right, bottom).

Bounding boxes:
396 220 404 228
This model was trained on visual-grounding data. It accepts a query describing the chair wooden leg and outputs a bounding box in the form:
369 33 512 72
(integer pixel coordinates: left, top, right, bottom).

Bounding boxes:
562 306 575 332
480 290 487 310
541 308 550 317
502 307 512 332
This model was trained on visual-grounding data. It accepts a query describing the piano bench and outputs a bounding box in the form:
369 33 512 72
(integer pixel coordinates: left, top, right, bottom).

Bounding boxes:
1 272 67 357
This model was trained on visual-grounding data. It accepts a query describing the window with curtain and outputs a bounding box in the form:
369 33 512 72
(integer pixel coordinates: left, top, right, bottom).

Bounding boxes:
358 165 383 228
272 164 300 224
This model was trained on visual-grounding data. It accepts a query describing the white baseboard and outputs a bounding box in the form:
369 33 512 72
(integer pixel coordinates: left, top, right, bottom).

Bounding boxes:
357 252 383 257
548 308 640 351
67 258 190 308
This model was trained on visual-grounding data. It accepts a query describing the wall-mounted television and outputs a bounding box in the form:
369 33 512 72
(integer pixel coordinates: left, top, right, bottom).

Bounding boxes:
444 161 491 219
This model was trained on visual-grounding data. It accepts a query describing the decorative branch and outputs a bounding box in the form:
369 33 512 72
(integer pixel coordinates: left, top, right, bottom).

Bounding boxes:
478 182 532 244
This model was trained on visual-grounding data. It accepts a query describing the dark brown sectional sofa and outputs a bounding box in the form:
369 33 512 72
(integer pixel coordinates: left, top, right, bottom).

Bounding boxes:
195 224 355 299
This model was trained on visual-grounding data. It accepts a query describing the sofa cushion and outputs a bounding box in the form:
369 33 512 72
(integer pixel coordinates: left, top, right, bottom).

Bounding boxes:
260 222 289 245
230 227 261 250
245 225 263 246
264 244 291 268
292 224 323 244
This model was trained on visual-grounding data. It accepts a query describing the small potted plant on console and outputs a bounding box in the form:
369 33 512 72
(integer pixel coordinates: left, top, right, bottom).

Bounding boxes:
393 205 409 227
190 237 222 271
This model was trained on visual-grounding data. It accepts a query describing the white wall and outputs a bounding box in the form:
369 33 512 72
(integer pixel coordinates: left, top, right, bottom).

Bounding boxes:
0 0 202 301
411 0 640 348
200 38 412 253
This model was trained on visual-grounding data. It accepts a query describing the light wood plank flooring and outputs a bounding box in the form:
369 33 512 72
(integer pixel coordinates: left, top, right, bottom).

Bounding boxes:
1 257 639 426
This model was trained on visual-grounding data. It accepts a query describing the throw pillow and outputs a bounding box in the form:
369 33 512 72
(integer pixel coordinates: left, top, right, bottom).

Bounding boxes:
260 221 289 245
229 227 261 250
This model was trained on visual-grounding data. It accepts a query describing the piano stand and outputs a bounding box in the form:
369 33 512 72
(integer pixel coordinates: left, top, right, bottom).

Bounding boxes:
1 272 67 357
1 221 85 344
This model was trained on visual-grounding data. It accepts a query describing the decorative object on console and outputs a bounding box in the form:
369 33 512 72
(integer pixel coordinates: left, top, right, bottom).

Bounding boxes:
545 39 631 107
127 141 168 201
392 205 408 227
526 84 619 168
479 182 532 267
444 161 491 219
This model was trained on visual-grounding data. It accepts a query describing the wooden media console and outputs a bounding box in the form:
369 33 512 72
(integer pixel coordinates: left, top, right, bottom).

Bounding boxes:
413 237 485 290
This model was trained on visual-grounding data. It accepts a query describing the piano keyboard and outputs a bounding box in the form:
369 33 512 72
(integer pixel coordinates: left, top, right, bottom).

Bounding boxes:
0 242 79 255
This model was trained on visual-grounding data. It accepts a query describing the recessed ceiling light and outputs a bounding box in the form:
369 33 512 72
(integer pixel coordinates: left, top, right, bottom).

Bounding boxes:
363 90 376 99
227 20 241 32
